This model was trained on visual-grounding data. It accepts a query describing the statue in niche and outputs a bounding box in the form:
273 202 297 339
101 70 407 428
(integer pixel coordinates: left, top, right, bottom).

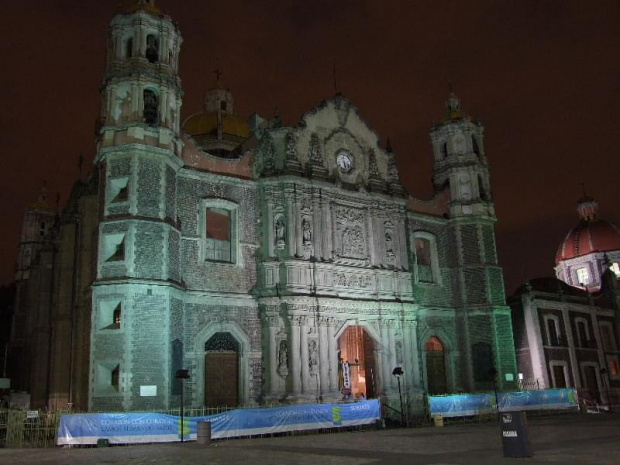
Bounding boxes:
275 216 285 249
395 340 403 365
277 340 289 377
114 89 132 124
308 340 318 373
302 217 312 245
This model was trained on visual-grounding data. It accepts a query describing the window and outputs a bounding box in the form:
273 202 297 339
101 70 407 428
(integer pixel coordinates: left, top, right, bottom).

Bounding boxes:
575 317 590 348
125 37 133 58
220 101 227 112
201 200 238 264
102 233 126 264
145 34 159 63
600 322 617 352
39 221 47 237
143 89 158 126
111 365 120 390
413 233 439 284
544 315 561 346
108 177 129 204
608 357 619 378
550 361 569 388
611 262 620 277
576 267 590 285
98 300 123 331
439 142 448 159
472 135 480 157
95 362 122 394
206 208 231 262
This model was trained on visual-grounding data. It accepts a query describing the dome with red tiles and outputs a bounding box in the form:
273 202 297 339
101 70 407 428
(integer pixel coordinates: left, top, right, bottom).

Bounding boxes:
555 197 620 264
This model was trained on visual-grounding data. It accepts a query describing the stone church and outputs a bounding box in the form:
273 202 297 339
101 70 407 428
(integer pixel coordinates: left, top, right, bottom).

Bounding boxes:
9 0 517 412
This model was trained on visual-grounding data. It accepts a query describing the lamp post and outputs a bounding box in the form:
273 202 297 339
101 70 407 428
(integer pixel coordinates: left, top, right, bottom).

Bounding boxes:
175 369 190 442
392 367 405 427
600 368 612 413
488 366 499 420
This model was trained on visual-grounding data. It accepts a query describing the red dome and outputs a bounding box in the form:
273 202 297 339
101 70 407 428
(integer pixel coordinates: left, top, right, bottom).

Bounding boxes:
556 219 620 264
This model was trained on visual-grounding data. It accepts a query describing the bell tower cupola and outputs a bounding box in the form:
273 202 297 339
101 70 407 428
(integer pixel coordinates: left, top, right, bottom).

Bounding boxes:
97 0 183 156
430 91 493 218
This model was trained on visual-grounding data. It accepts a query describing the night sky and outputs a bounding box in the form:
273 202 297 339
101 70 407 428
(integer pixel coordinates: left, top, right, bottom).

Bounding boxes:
1 0 619 294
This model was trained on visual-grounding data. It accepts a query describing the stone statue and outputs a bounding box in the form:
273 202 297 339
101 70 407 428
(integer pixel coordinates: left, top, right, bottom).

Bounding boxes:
302 218 312 245
275 216 285 249
308 340 318 372
277 340 289 377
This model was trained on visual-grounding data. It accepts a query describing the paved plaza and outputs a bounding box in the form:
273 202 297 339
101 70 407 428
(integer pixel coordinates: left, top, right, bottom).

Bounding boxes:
0 413 618 464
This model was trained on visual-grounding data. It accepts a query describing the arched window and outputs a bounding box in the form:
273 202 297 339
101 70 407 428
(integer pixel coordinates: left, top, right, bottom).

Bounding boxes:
425 336 447 394
143 89 158 126
440 142 448 159
426 336 444 351
146 34 159 63
125 37 133 58
478 174 488 200
472 135 481 157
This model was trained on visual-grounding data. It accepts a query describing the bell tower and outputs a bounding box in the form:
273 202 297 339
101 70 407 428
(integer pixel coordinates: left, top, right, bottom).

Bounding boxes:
90 1 185 411
97 0 183 155
430 92 493 218
429 92 516 392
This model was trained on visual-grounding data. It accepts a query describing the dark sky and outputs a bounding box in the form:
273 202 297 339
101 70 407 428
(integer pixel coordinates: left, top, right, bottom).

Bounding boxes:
1 0 619 294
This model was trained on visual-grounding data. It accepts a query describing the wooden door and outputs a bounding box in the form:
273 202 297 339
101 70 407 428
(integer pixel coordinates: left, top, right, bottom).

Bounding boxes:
205 352 239 407
426 351 448 394
552 365 567 388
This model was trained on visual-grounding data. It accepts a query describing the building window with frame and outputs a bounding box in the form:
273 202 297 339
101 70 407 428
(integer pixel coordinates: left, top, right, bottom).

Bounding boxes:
600 322 617 352
202 200 238 264
574 317 591 348
576 267 590 285
544 315 561 346
413 232 439 284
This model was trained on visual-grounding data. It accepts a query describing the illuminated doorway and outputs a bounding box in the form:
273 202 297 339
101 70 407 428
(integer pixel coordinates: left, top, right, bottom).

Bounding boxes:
339 326 376 399
425 336 447 394
204 332 239 407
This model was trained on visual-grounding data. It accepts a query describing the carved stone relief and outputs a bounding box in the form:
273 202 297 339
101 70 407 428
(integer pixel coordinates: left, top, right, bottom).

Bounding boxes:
333 206 367 259
308 339 318 373
384 220 394 257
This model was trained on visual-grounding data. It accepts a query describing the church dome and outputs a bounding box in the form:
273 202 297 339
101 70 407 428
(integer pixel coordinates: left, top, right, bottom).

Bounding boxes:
184 112 250 139
555 197 620 264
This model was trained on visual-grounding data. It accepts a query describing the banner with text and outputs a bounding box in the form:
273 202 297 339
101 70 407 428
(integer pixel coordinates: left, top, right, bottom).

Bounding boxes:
429 388 578 418
57 399 380 446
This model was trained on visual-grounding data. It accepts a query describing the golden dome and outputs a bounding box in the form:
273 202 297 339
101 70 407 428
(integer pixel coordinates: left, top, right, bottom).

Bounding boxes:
184 112 250 139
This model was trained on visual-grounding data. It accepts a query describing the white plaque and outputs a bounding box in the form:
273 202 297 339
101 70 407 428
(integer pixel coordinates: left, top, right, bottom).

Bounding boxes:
140 385 157 397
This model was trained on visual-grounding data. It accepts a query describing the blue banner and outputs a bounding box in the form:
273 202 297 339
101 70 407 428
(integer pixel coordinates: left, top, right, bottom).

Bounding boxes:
57 399 380 445
429 388 578 418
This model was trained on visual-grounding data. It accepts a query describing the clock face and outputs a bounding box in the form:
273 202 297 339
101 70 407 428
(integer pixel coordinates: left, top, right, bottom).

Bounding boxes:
336 151 353 173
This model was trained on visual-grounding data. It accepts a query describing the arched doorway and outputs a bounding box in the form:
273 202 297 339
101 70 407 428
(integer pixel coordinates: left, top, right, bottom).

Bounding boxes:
204 332 239 407
338 326 376 399
425 336 447 395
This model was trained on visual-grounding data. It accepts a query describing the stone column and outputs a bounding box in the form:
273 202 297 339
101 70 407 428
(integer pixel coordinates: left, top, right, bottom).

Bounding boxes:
327 318 339 393
300 317 310 395
409 320 421 387
266 314 279 397
388 321 397 389
286 189 295 257
398 211 408 270
323 199 332 261
318 317 329 397
131 83 139 121
289 316 302 395
561 307 581 388
312 190 322 259
380 320 390 394
266 200 274 257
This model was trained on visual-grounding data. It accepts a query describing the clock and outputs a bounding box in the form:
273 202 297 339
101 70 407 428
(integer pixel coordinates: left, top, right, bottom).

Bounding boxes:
336 151 354 173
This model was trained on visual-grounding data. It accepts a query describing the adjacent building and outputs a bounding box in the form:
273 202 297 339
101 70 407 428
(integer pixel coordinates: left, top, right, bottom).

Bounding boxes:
510 197 620 404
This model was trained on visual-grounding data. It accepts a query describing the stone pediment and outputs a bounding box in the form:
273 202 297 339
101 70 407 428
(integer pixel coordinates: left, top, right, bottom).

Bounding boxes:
253 94 403 194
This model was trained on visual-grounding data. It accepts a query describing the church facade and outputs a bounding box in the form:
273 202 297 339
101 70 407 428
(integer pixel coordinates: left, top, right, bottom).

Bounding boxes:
9 1 517 413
